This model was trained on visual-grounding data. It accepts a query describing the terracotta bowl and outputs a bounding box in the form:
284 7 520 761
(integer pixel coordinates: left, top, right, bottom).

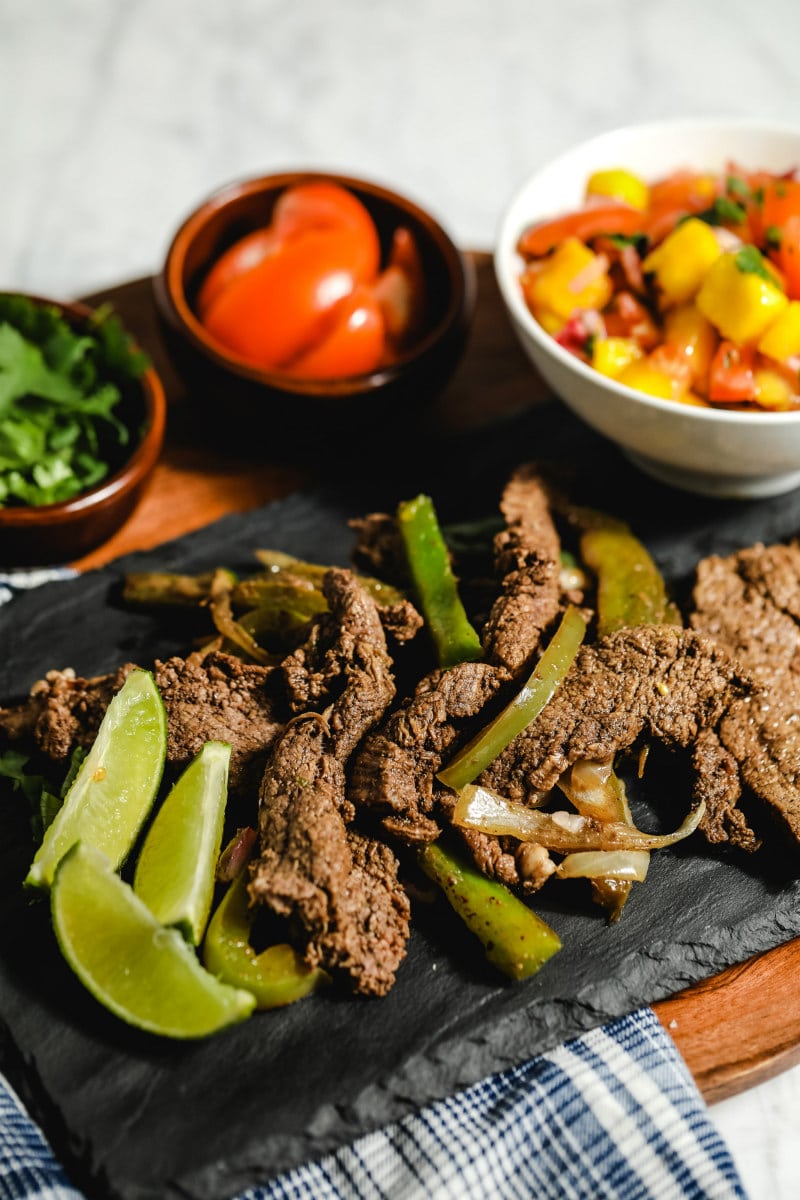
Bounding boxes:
0 295 166 567
152 170 476 441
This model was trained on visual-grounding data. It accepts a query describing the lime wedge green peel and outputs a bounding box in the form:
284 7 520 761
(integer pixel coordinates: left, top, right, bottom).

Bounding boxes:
26 669 167 891
52 842 255 1039
203 871 326 1008
134 741 231 945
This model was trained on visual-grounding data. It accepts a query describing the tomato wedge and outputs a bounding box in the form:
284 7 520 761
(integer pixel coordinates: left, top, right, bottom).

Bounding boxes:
202 227 377 369
272 181 381 277
196 227 283 318
516 204 645 259
284 286 386 379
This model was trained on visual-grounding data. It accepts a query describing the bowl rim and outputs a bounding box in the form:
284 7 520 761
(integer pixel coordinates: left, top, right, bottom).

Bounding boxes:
0 294 167 531
494 116 800 427
155 168 475 397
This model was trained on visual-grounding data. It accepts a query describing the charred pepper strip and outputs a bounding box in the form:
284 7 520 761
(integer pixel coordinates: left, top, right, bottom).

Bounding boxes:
437 604 586 791
203 870 327 1009
418 840 561 980
397 494 482 669
574 510 681 635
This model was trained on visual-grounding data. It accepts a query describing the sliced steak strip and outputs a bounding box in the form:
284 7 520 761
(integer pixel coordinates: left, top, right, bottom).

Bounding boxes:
479 625 757 850
349 466 564 849
250 569 410 996
0 664 135 763
690 541 800 850
153 650 284 796
0 651 285 800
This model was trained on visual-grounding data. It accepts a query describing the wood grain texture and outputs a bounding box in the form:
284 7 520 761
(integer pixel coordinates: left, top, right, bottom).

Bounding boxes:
73 255 800 1103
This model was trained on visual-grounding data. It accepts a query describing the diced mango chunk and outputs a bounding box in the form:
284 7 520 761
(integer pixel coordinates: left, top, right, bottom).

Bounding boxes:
586 168 649 212
592 336 643 379
757 300 800 361
642 218 723 307
697 250 788 344
754 367 797 411
617 359 679 401
662 303 718 388
526 237 612 324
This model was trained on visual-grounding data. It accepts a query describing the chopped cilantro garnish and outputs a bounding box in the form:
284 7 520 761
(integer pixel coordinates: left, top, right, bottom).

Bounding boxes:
0 294 148 509
693 197 747 227
607 233 650 255
765 224 783 250
734 244 780 285
726 175 751 201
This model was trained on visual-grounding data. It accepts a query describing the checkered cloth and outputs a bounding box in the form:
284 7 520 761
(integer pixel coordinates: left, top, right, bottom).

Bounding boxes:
0 1007 746 1200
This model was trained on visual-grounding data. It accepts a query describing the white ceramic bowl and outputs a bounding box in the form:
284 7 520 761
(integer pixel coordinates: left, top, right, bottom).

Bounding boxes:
494 118 800 499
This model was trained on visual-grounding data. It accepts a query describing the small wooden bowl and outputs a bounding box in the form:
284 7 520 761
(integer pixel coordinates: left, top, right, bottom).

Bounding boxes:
152 170 476 441
0 295 166 567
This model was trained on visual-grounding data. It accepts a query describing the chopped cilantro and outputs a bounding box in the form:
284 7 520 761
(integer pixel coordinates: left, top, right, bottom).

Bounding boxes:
0 294 149 509
726 175 751 201
734 244 780 285
607 233 650 255
693 196 747 227
765 225 783 250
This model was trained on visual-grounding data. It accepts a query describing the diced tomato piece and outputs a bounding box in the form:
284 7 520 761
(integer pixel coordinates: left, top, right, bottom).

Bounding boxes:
602 291 660 350
708 340 757 403
372 226 427 347
772 213 800 301
516 204 646 259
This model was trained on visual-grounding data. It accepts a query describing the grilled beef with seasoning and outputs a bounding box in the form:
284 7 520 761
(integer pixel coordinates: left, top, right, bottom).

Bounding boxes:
348 465 568 864
0 651 286 799
249 568 411 997
690 541 800 851
477 625 759 850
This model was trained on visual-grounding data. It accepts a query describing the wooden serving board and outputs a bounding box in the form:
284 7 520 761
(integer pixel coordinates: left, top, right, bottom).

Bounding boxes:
72 254 800 1107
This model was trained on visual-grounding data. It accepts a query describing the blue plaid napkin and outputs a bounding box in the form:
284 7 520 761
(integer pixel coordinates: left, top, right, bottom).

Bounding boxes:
0 1007 746 1200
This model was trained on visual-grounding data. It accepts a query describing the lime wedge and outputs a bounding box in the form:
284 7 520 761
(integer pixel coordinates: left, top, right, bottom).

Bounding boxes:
26 669 167 891
203 870 326 1008
133 741 231 945
52 842 256 1038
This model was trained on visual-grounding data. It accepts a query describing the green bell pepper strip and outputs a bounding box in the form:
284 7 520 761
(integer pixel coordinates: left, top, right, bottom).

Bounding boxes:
574 510 681 637
202 871 327 1009
397 494 483 669
418 840 562 980
437 604 586 792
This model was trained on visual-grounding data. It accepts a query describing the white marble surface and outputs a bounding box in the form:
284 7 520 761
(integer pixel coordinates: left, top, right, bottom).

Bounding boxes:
3 0 800 1196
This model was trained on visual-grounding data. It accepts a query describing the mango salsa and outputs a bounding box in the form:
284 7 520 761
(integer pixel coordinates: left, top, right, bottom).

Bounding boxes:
516 161 800 411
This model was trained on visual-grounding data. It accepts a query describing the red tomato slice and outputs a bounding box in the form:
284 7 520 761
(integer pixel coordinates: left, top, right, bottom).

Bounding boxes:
272 181 381 278
196 227 283 318
201 227 375 369
775 213 800 300
372 226 427 346
283 286 386 379
708 341 757 403
516 204 645 259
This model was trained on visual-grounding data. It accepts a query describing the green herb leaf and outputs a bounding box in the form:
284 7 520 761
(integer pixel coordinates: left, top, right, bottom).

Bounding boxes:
734 244 781 286
0 294 148 509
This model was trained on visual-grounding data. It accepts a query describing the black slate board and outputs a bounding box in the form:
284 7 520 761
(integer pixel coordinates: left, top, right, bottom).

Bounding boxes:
4 403 800 1200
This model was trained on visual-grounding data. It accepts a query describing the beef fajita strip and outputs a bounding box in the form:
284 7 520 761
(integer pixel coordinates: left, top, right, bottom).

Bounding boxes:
690 540 800 850
249 568 411 996
477 624 768 851
0 651 286 799
349 466 566 846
